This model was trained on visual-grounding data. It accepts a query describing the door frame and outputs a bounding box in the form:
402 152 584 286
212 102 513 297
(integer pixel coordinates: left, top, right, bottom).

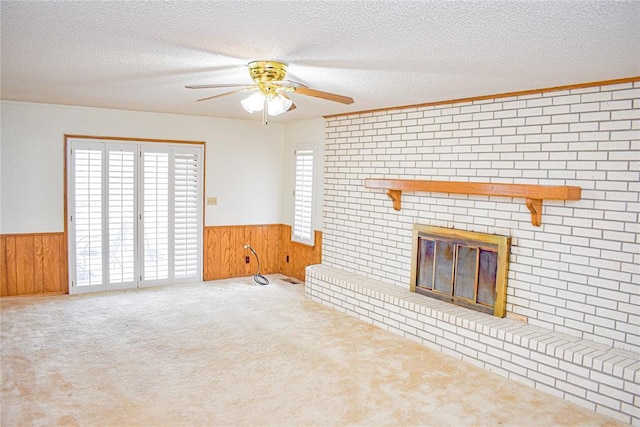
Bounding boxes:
64 135 206 294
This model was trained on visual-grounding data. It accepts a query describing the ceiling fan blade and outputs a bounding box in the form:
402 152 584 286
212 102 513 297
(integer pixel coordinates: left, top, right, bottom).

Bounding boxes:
294 87 354 105
197 87 255 102
276 79 308 88
186 83 254 89
287 103 297 112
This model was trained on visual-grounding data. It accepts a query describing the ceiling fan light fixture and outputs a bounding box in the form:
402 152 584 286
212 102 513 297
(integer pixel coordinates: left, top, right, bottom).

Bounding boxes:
266 94 292 116
191 59 352 123
240 92 265 113
240 92 292 116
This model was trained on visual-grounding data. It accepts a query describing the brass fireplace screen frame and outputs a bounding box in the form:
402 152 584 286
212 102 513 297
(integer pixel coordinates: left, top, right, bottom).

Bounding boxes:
410 225 511 317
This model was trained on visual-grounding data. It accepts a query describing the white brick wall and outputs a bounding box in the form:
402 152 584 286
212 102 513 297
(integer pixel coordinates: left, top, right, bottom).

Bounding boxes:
323 81 640 353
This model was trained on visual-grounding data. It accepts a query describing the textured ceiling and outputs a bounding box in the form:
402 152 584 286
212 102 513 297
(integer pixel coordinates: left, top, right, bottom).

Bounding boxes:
1 1 639 123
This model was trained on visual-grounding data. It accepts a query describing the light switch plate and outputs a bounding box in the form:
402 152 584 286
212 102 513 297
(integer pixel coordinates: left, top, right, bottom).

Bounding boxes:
207 197 217 206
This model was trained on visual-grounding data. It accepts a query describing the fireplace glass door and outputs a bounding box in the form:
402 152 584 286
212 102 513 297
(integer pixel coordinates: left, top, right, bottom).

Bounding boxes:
412 225 510 317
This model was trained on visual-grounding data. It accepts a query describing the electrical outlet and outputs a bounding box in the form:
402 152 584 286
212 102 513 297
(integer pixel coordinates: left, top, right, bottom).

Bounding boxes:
245 256 250 264
207 197 217 206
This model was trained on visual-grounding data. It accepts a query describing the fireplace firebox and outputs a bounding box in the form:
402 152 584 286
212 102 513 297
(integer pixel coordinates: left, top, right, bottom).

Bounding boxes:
410 225 511 317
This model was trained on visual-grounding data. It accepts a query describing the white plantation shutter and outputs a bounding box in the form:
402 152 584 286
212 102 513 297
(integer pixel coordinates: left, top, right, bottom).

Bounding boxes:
68 138 203 294
142 148 171 283
70 143 104 290
292 145 315 245
107 146 136 287
173 149 201 279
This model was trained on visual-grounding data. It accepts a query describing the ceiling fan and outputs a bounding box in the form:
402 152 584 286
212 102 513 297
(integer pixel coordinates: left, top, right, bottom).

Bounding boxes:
186 60 354 124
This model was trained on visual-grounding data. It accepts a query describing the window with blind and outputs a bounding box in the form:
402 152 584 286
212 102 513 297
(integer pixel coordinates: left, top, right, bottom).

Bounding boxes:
292 144 315 246
67 138 203 294
173 149 201 279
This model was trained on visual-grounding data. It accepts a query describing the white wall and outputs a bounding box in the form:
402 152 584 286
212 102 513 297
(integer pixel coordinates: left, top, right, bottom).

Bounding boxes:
0 101 285 233
281 117 325 232
0 103 3 231
323 81 639 353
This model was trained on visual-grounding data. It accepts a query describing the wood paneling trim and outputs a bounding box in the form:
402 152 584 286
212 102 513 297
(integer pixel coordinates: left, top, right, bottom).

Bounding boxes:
0 233 67 297
324 76 640 119
64 134 205 145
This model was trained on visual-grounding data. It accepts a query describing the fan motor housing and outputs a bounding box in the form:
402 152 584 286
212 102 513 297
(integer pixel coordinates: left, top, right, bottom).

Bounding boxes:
248 61 288 83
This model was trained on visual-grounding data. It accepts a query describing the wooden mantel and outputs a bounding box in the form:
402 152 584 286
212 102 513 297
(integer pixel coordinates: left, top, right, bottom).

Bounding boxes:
364 179 582 227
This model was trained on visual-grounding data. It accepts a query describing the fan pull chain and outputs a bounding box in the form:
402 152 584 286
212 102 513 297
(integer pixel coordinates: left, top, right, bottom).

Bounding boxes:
262 96 268 125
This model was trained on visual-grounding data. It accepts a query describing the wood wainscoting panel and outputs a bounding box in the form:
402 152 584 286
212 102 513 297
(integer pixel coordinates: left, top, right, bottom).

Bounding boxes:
2 226 319 296
279 225 322 281
204 226 231 280
16 235 36 294
204 224 321 282
204 224 282 281
42 234 67 293
0 233 67 297
249 225 281 275
229 226 250 278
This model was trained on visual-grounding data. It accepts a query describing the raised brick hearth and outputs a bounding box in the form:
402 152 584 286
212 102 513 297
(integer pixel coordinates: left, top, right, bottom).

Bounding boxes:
306 264 640 424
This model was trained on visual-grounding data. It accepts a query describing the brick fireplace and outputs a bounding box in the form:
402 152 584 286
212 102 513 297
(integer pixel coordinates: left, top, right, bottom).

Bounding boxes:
314 79 640 424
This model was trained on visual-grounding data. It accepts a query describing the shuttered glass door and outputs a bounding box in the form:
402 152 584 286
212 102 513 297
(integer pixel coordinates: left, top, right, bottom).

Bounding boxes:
173 147 201 281
108 144 137 290
67 139 203 294
69 141 105 292
141 145 171 286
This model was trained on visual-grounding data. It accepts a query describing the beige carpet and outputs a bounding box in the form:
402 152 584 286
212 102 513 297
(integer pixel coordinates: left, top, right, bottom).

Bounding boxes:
1 275 621 426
